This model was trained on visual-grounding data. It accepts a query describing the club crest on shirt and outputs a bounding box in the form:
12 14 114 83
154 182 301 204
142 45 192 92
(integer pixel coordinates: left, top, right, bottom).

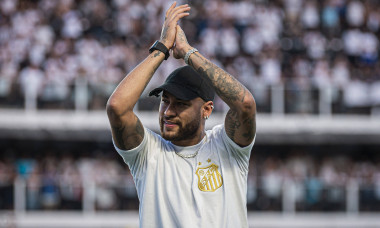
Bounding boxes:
196 163 223 192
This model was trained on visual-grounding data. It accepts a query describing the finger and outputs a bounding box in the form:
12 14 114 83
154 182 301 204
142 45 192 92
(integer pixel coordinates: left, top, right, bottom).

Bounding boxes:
173 5 190 14
175 25 187 42
173 12 190 23
176 25 183 32
165 2 177 18
168 6 190 22
167 5 190 19
175 25 182 37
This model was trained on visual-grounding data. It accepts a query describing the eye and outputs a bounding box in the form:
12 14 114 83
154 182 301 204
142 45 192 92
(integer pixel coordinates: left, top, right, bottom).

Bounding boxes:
161 98 169 104
177 102 188 107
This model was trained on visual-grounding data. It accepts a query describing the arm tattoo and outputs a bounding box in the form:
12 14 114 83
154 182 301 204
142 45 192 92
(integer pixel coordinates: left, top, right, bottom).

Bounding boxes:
241 89 246 102
153 51 161 58
188 57 194 67
150 51 162 75
194 54 244 103
112 125 126 148
225 109 241 141
178 31 187 42
242 115 256 140
113 118 144 149
191 52 256 145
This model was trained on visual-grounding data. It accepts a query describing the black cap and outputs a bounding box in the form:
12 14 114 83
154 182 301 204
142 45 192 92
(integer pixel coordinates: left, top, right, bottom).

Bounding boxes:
149 66 215 101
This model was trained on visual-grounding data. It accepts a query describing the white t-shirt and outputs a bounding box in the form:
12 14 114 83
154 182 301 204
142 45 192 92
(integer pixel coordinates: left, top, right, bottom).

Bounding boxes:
114 124 255 228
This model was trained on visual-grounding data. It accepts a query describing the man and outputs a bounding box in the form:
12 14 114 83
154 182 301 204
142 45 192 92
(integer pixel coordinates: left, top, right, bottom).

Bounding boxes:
107 2 256 227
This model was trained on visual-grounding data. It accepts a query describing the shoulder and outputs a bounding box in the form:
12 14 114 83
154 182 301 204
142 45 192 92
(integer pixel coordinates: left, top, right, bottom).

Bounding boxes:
208 124 254 174
114 127 165 154
208 124 255 150
114 127 170 176
206 124 224 141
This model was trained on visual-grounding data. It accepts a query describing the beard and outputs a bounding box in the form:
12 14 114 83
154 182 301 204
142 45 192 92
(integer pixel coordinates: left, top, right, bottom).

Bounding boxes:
160 113 201 142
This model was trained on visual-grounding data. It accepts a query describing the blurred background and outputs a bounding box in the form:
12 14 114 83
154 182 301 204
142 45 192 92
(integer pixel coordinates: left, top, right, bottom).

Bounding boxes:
0 0 380 227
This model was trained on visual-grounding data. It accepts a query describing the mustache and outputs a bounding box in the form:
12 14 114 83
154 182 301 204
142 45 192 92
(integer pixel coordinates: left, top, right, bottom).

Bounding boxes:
161 117 181 125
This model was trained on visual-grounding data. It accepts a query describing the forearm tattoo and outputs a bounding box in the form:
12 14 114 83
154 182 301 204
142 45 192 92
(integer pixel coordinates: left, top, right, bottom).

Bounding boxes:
225 109 241 140
190 52 256 143
242 114 256 140
191 53 245 103
153 51 161 58
150 51 163 75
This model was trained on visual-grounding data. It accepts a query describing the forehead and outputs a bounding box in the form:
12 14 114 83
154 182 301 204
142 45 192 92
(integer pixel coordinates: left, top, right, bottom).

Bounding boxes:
161 91 189 102
162 91 204 104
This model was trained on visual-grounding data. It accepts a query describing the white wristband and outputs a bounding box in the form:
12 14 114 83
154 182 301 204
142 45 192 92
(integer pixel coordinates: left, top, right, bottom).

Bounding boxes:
184 48 198 65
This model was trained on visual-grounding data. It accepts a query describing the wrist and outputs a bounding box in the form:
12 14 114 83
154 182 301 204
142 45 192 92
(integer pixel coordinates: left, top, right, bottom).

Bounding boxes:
150 41 170 60
181 47 193 59
159 40 171 50
184 47 198 65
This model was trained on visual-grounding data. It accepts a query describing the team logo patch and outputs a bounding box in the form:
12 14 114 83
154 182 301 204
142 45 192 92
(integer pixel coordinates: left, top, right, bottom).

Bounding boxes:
196 163 223 192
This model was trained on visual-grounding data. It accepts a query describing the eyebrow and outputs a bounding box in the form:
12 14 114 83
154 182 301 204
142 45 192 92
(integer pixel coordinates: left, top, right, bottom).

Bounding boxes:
161 94 190 103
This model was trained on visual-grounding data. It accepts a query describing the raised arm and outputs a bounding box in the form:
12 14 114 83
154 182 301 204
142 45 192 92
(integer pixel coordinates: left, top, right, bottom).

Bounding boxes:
173 25 256 147
106 3 190 150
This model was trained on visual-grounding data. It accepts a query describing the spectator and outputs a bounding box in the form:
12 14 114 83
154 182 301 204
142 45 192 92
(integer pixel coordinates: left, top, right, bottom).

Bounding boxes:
0 0 379 114
321 0 340 37
261 157 283 210
18 64 45 110
346 0 365 27
301 1 319 29
312 59 331 89
1 146 380 212
0 158 15 210
343 77 370 110
261 52 282 86
219 21 240 58
58 156 82 209
331 56 350 89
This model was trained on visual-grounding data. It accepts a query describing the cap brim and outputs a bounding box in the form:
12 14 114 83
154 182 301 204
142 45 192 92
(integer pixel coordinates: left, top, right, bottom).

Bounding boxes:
149 83 198 101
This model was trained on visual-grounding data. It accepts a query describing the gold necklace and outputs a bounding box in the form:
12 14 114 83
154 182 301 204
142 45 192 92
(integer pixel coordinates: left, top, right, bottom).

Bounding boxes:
175 134 207 159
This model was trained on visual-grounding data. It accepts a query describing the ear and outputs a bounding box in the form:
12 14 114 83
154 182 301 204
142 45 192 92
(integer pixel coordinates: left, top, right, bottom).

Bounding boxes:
202 101 214 119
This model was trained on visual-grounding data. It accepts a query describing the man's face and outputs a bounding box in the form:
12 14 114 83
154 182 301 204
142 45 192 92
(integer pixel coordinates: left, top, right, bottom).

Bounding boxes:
159 91 204 144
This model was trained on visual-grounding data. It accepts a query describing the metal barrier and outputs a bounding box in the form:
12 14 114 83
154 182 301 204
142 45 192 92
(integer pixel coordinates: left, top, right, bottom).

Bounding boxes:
3 175 379 214
1 80 379 116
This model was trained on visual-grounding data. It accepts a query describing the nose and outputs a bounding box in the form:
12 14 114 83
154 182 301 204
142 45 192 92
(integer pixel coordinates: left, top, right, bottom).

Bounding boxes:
164 103 176 117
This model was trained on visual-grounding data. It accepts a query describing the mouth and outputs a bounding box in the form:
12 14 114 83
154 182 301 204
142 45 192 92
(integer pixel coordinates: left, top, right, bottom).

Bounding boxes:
163 120 179 128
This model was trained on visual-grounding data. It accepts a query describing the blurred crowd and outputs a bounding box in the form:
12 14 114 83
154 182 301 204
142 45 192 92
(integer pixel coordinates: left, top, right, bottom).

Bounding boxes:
0 0 380 113
0 145 379 212
0 148 139 211
248 149 380 211
1 0 380 214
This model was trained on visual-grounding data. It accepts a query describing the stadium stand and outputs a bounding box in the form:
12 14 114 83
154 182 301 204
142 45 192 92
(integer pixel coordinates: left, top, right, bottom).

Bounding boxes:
0 0 380 227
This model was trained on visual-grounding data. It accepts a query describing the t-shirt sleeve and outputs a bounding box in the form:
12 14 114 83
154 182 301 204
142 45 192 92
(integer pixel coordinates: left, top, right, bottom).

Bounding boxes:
112 127 151 178
219 124 255 174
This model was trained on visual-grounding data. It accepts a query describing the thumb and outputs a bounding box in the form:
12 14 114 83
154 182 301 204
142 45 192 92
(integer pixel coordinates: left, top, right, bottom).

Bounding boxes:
175 25 181 35
176 25 184 34
175 25 188 44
